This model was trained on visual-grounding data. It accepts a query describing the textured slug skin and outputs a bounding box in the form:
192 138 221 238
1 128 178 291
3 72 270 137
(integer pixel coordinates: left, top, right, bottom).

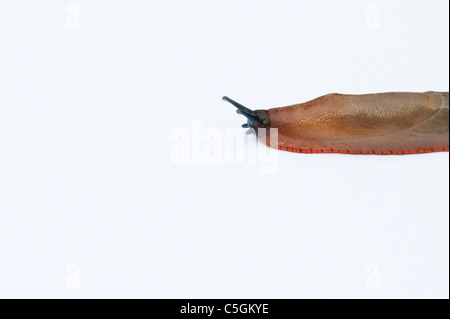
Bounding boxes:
262 92 449 155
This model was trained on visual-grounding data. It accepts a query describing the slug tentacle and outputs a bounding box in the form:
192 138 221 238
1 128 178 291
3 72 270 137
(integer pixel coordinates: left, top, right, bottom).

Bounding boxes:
222 96 269 134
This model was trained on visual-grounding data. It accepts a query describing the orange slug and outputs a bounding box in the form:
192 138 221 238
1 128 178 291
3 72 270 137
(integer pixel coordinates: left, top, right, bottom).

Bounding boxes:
223 92 449 155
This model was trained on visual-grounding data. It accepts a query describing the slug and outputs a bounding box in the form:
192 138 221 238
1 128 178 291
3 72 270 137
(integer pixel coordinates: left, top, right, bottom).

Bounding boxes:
223 92 449 155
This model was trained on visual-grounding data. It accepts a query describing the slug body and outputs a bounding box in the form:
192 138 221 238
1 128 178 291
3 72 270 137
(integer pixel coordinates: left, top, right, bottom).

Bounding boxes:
224 92 449 155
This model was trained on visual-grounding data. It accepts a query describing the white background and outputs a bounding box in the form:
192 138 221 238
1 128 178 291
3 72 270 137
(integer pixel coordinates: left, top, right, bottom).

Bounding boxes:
0 0 448 299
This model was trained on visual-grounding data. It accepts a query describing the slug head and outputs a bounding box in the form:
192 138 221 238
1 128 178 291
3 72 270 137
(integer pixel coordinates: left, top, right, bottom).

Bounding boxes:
222 96 269 135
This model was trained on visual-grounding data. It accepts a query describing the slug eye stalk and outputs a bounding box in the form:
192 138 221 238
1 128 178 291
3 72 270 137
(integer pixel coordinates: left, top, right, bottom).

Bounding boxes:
222 96 269 134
